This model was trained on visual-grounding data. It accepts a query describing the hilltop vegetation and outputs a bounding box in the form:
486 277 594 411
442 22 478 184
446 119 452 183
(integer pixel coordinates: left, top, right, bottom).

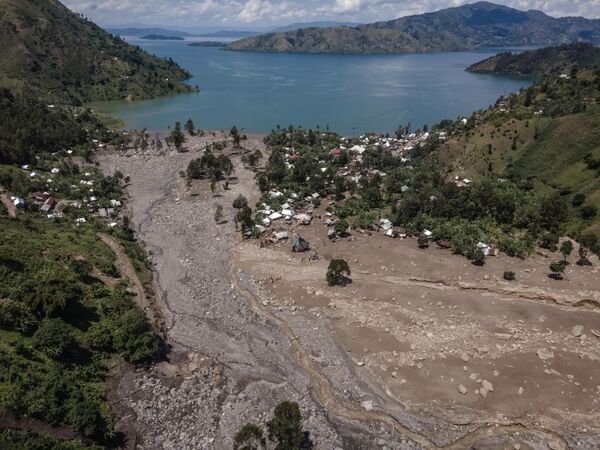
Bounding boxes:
228 2 600 54
0 94 160 449
0 3 166 441
0 0 195 104
422 68 600 237
467 43 600 76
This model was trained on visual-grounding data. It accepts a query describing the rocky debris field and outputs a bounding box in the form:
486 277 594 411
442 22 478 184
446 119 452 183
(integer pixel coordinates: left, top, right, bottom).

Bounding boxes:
99 134 407 449
100 133 600 449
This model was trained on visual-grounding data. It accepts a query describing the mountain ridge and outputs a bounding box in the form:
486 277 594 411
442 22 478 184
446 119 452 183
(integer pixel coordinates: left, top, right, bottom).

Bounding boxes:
466 43 600 76
227 2 600 54
0 0 196 104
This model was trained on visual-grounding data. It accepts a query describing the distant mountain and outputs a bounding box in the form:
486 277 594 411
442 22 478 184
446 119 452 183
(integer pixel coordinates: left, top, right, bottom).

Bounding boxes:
106 27 197 37
141 34 185 41
0 0 195 104
271 21 362 32
197 30 261 38
227 1 600 54
467 43 600 76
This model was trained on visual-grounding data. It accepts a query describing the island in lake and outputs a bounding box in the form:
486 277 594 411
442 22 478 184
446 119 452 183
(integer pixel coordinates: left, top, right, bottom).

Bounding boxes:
141 34 185 41
189 41 227 47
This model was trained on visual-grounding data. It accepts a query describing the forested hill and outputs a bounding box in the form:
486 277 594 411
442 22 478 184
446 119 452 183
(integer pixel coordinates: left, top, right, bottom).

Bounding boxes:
420 68 600 237
467 43 600 76
227 2 600 54
0 0 195 104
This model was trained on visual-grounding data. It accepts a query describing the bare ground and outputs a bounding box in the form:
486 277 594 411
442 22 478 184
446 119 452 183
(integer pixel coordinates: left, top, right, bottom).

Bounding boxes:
99 134 600 450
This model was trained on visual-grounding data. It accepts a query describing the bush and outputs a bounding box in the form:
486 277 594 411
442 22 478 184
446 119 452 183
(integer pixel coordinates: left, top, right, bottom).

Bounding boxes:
32 318 77 359
232 194 248 209
503 271 516 281
572 193 586 207
580 205 598 220
234 424 266 450
549 260 567 280
0 300 36 335
417 236 429 249
472 248 485 266
333 219 349 237
326 259 351 286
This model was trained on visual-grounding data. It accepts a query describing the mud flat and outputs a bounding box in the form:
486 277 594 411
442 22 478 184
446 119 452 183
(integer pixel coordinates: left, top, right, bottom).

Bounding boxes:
99 134 600 449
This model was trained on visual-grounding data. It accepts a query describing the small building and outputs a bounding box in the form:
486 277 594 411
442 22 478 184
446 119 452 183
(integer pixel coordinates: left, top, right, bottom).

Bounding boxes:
13 197 25 209
292 237 310 252
436 240 452 249
330 148 342 157
477 242 499 257
41 197 57 213
295 213 312 225
98 207 115 218
274 231 289 242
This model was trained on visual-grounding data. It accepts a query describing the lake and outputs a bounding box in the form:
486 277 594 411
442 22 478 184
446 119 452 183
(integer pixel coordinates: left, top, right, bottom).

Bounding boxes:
95 38 532 135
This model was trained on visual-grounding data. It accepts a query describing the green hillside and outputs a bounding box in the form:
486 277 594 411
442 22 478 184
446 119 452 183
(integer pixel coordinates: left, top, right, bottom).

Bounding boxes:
426 70 600 236
228 2 600 54
0 0 196 104
467 43 600 76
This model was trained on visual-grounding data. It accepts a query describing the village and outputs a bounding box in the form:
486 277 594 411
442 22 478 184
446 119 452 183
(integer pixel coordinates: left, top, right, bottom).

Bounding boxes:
1 148 124 228
249 129 489 258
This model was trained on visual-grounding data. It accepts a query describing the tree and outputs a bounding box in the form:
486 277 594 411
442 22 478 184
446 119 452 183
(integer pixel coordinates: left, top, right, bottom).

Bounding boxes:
326 259 351 286
111 308 161 364
187 159 202 180
267 401 313 450
333 219 349 238
210 177 217 195
560 240 573 261
170 122 186 151
580 205 598 220
234 423 266 450
185 118 195 136
503 271 516 281
236 205 254 233
417 236 429 249
231 126 242 148
214 204 224 224
472 248 485 266
32 318 77 359
549 260 567 280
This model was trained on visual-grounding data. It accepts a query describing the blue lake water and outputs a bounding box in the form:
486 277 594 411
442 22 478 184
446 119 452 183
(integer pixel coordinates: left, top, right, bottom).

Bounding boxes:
95 38 532 135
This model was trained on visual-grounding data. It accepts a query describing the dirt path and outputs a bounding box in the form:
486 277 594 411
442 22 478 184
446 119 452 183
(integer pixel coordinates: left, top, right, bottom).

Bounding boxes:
98 233 158 326
0 190 16 217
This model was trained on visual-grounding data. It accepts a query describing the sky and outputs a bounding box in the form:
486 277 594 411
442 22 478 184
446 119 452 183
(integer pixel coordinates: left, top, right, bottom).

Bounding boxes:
62 0 600 29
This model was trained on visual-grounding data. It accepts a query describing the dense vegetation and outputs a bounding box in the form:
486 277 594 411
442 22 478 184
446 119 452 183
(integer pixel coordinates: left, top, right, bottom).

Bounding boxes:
425 69 600 238
0 93 160 448
0 88 125 165
228 2 600 54
0 0 195 104
467 43 600 76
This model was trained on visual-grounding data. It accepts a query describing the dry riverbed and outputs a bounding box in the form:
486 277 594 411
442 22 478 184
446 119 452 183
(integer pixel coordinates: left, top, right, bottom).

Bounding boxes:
100 133 600 449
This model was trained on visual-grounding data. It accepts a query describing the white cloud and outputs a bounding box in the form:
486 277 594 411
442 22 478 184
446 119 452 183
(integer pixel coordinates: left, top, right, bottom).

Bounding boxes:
62 0 600 27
